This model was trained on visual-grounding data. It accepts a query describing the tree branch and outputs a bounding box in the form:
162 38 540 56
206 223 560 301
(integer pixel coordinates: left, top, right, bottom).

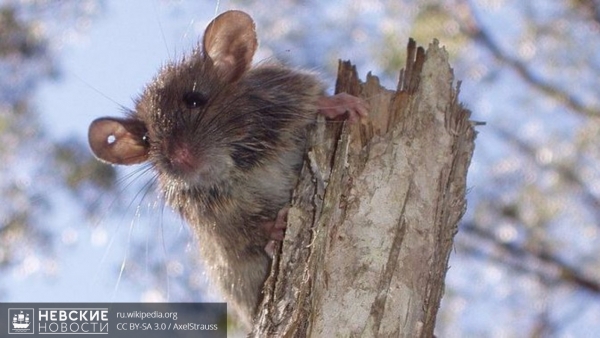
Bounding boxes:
460 0 599 118
462 221 600 294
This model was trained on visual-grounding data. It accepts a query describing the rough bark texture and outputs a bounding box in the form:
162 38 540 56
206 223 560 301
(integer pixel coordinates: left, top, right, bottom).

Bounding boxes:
251 39 477 337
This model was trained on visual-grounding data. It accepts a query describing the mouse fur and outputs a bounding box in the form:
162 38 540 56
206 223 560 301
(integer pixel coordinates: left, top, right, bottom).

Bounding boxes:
88 10 324 328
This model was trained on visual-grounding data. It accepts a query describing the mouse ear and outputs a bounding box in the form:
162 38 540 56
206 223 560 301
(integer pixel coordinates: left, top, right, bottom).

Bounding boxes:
203 10 257 83
88 117 149 165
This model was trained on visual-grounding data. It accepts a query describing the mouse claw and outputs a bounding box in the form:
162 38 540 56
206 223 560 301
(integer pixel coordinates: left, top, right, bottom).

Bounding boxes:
264 240 278 257
262 207 289 256
317 93 370 123
267 207 289 241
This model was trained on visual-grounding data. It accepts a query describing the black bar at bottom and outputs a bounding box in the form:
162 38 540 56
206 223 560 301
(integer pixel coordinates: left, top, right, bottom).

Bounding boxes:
1 302 226 337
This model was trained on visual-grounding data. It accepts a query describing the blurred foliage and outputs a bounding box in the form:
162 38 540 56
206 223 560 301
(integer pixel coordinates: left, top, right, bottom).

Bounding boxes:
0 7 47 59
1 0 600 336
0 0 116 275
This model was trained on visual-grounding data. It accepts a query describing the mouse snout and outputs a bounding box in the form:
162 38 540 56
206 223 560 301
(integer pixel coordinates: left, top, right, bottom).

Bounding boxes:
168 141 198 174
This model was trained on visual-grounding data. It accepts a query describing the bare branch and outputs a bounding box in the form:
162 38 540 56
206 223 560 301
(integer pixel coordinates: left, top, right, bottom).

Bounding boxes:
462 222 600 294
460 0 599 118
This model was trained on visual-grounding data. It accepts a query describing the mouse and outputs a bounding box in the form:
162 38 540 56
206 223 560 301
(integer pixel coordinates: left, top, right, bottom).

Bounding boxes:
87 10 367 329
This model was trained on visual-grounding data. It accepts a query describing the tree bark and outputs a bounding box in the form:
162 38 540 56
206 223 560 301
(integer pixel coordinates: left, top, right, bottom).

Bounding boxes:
251 39 477 337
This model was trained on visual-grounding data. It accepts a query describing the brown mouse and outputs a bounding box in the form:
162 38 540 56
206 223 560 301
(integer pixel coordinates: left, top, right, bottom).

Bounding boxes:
87 10 367 329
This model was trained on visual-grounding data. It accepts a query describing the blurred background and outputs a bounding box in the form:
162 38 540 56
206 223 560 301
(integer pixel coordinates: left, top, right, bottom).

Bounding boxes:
1 0 599 336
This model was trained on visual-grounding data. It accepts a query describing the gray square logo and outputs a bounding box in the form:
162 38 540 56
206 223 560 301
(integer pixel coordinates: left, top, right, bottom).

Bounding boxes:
8 308 34 334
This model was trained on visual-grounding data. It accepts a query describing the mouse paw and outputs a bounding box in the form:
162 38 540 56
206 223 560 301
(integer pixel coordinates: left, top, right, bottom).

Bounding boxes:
263 207 289 257
317 93 369 123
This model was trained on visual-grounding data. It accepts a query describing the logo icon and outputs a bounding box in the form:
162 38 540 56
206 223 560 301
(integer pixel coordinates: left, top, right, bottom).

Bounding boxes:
8 308 34 334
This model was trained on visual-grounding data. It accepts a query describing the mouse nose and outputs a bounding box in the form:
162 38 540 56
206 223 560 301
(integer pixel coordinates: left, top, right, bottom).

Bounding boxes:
169 142 197 173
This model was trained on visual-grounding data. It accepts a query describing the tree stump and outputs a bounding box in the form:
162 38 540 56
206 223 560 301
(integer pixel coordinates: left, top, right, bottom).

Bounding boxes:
251 39 477 338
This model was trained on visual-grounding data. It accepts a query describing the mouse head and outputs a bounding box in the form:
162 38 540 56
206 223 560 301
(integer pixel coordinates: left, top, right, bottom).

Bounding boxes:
88 10 258 186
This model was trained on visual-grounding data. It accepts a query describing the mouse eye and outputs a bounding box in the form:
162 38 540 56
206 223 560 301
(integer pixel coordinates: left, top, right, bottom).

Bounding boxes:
182 91 207 109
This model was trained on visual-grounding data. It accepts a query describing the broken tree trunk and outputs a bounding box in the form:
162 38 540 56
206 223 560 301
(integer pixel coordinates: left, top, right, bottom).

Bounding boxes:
251 39 477 337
